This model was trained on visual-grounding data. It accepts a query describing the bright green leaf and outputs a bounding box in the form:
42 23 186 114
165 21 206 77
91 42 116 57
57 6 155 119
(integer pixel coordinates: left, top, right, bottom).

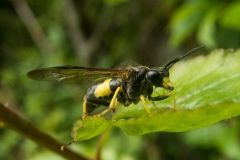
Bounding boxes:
73 49 240 141
72 118 112 141
221 1 240 31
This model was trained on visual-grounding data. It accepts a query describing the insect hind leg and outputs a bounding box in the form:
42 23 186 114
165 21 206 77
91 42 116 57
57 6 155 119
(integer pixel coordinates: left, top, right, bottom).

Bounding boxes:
96 87 122 117
82 98 110 120
82 100 88 120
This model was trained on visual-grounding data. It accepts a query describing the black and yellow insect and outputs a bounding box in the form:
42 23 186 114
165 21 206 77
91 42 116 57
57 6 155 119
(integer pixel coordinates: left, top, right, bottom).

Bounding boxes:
27 46 204 120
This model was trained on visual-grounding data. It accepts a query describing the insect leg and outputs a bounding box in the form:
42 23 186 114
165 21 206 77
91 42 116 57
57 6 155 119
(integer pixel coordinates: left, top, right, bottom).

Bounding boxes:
97 86 122 117
171 92 178 110
87 99 110 106
82 100 88 120
151 101 159 111
140 95 152 115
148 93 171 101
82 98 111 119
149 93 178 110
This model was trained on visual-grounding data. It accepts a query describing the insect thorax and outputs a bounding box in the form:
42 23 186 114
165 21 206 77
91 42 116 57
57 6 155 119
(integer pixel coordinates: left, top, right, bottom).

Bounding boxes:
123 66 153 101
84 66 157 113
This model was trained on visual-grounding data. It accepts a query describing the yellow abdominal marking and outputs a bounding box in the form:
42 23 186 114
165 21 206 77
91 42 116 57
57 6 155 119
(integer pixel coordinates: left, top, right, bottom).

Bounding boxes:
94 79 113 98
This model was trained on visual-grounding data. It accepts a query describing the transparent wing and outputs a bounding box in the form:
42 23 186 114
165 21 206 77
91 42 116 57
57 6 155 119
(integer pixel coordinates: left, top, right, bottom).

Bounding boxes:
114 60 142 70
27 66 129 84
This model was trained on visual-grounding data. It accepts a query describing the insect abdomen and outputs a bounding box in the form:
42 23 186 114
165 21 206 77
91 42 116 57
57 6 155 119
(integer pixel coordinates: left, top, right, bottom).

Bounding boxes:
94 78 113 98
84 78 121 113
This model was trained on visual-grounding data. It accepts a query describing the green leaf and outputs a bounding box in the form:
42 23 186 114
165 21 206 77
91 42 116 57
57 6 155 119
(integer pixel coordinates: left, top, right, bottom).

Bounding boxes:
72 118 112 141
72 49 240 141
168 2 206 47
220 1 240 31
197 8 217 49
112 102 240 135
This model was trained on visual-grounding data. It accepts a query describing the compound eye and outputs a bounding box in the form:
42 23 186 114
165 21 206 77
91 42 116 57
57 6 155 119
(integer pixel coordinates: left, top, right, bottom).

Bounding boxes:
146 70 160 84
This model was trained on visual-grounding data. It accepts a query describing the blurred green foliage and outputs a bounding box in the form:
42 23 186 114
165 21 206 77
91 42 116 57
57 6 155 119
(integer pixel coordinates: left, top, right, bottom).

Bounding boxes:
0 0 240 160
169 0 240 49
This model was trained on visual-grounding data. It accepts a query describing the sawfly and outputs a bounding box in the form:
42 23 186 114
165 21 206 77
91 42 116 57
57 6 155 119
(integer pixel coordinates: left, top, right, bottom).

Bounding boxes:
27 46 204 120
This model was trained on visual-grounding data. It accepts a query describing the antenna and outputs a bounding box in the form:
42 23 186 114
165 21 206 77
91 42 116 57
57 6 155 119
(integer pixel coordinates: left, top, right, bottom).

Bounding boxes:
164 46 205 71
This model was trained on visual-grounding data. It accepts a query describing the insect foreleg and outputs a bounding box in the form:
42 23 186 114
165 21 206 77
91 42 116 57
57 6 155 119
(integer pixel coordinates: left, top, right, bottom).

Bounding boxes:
151 101 159 111
148 93 171 101
149 93 178 110
171 92 178 110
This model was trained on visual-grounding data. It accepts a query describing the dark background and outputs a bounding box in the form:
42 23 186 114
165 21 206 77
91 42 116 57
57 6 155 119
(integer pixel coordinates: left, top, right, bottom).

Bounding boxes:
1 0 240 159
